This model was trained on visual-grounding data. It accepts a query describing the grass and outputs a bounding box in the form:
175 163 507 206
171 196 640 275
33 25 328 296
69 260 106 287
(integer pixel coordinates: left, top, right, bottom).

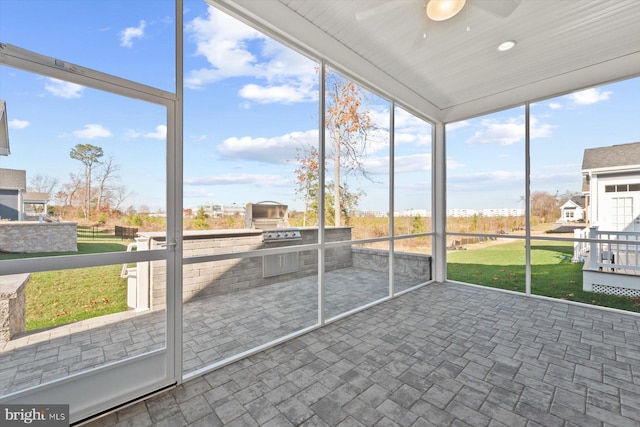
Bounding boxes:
447 240 640 312
6 233 639 331
1 240 131 331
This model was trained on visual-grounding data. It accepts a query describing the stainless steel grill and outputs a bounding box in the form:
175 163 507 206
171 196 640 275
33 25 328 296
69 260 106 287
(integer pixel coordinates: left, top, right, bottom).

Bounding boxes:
244 201 302 241
263 229 301 242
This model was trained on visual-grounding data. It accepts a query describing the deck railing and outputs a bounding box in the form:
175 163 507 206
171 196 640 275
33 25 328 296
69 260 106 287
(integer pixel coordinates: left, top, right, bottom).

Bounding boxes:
585 227 640 273
572 227 590 262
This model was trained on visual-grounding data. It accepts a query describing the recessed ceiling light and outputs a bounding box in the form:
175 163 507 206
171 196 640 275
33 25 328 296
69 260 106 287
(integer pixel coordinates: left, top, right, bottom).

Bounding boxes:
498 40 517 52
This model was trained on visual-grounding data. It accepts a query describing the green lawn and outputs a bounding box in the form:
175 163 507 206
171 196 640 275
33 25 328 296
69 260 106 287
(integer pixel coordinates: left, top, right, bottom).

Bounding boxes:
5 237 639 331
1 240 130 330
447 240 640 312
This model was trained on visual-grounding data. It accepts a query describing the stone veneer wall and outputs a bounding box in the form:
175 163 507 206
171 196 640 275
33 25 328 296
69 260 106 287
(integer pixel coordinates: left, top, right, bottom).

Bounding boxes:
145 227 352 309
0 222 77 253
352 247 432 282
0 274 30 344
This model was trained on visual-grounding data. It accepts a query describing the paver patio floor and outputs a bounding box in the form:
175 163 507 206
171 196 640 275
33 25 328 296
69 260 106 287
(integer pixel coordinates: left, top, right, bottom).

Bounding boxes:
4 270 640 426
81 281 640 426
0 267 420 396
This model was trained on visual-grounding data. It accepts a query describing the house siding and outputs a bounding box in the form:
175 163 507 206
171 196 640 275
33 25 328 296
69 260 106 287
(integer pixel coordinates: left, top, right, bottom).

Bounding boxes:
593 172 640 231
0 189 19 220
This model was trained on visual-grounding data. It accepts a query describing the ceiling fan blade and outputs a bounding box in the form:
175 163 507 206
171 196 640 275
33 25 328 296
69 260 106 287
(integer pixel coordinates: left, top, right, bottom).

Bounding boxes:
355 0 416 22
471 0 521 17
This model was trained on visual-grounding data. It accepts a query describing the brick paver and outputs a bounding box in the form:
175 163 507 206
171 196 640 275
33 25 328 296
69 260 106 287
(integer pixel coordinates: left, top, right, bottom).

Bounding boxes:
0 267 419 395
76 282 640 426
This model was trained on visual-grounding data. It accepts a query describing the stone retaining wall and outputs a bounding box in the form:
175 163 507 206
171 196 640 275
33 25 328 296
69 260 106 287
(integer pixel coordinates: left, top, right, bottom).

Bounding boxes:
352 247 432 281
0 221 77 253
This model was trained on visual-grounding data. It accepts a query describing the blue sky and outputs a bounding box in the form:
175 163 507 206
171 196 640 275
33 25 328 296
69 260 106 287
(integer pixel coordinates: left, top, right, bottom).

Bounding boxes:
1 1 639 214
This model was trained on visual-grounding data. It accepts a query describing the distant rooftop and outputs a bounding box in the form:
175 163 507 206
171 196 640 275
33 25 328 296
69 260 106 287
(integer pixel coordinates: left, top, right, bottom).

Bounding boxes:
0 168 26 190
569 195 585 208
582 141 640 170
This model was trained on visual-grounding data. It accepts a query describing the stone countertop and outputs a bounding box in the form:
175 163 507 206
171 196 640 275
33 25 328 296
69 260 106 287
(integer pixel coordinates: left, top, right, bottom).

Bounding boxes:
0 274 31 298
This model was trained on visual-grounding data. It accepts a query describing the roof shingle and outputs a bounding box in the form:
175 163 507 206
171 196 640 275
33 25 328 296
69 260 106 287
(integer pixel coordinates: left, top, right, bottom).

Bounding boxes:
582 141 640 170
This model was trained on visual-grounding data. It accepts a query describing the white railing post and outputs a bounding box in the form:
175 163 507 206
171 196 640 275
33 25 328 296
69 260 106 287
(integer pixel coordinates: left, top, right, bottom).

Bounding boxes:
572 229 582 262
135 236 151 311
589 226 598 271
121 241 139 309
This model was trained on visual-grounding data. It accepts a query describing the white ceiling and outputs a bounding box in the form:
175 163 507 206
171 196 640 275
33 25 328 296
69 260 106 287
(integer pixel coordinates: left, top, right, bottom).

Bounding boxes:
215 0 640 123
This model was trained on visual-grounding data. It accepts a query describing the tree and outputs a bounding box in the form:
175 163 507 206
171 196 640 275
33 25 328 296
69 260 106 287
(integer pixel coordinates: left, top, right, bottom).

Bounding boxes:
70 143 103 218
294 146 365 226
108 185 131 212
294 146 320 226
325 181 363 226
325 72 376 226
95 155 119 213
194 207 209 230
530 191 559 222
28 174 58 196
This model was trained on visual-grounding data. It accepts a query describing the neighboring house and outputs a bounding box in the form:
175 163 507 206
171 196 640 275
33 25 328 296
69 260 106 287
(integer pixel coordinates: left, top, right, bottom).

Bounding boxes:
559 196 585 222
582 141 640 232
0 168 49 220
0 168 26 220
0 102 49 220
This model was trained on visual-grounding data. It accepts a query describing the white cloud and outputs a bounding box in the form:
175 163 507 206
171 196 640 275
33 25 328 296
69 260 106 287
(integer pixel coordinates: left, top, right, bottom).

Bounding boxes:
218 129 318 164
185 6 317 104
548 102 563 110
72 124 112 139
185 173 289 188
124 129 143 139
566 87 612 105
448 170 524 188
144 125 167 140
8 119 29 129
239 84 315 104
45 78 84 98
447 158 465 169
120 20 146 48
395 154 431 173
391 109 432 146
446 120 470 132
361 153 432 175
123 125 166 140
465 115 553 145
466 119 522 145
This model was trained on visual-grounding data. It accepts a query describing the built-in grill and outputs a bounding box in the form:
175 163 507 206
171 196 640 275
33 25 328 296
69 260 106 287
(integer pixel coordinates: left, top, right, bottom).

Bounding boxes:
245 201 302 277
244 201 301 241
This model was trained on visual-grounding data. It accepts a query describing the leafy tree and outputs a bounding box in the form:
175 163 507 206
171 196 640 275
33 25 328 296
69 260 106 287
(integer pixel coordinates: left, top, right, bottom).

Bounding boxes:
325 72 376 226
194 207 209 230
294 146 364 226
325 181 363 226
294 146 320 226
411 215 426 234
70 143 103 218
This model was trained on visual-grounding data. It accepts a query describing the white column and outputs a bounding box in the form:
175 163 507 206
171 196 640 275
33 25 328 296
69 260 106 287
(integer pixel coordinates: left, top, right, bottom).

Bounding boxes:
589 226 598 270
17 190 24 221
433 122 446 282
